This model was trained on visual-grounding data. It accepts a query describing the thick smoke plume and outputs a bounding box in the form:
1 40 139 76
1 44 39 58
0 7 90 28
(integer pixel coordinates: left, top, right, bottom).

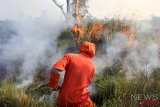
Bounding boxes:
0 12 65 86
94 17 160 76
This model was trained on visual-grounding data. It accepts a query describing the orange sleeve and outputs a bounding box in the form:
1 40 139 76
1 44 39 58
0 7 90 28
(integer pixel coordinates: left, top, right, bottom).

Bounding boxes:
53 54 70 71
48 72 60 88
48 54 70 88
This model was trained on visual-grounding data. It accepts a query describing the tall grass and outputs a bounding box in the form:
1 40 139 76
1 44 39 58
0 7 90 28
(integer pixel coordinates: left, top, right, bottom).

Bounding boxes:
0 83 54 107
91 72 160 107
1 73 160 107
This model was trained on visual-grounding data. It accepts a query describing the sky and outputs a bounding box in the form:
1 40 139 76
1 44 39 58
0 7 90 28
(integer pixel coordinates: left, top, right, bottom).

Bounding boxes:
0 0 64 20
0 0 160 20
88 0 160 20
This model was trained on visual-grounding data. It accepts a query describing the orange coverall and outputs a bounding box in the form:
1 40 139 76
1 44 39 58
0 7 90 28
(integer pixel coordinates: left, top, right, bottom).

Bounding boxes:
48 41 96 107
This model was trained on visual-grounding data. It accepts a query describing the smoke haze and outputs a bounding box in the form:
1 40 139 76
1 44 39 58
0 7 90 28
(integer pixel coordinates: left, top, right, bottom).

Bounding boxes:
94 17 160 76
0 13 65 86
0 0 160 87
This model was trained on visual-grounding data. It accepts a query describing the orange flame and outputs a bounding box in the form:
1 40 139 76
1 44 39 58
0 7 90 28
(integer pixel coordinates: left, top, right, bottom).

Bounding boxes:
126 32 145 48
72 25 85 37
76 15 83 23
72 23 104 40
88 22 103 40
126 32 136 47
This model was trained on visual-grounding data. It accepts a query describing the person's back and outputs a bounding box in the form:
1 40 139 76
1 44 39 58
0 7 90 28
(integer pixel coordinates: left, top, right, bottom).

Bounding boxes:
48 41 96 107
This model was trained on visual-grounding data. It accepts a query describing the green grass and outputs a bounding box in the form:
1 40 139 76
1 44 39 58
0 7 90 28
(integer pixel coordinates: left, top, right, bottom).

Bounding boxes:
0 83 55 107
92 72 160 107
2 73 158 107
1 72 160 107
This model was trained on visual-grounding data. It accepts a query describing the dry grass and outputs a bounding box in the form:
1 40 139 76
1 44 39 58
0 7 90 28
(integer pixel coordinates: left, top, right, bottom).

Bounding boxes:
0 83 54 107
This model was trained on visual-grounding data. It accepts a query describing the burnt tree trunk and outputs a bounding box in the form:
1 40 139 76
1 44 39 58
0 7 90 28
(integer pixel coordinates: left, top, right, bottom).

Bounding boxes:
66 0 71 24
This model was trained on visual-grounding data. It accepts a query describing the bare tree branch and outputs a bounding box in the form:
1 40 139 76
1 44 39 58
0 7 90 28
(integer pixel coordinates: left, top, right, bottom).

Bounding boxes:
52 0 66 17
66 0 71 16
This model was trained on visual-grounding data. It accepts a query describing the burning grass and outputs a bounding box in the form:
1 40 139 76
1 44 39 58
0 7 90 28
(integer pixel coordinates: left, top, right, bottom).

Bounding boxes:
58 19 138 54
72 19 131 43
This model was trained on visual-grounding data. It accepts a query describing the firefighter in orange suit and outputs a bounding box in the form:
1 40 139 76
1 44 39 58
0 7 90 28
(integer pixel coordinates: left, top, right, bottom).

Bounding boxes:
48 41 96 107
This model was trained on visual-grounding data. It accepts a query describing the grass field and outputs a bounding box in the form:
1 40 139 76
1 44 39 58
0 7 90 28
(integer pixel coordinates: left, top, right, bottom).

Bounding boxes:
1 71 160 107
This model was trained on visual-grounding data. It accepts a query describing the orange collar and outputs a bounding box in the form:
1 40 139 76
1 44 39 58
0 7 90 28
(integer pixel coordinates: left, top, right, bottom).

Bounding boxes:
80 52 91 58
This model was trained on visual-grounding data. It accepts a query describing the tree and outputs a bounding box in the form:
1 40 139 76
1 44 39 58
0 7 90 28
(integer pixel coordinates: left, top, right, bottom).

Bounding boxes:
72 0 88 17
52 0 88 23
52 0 68 18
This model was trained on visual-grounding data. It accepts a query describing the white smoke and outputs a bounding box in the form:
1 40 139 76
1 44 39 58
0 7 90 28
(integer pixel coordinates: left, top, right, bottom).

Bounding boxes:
93 17 160 76
0 11 66 86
